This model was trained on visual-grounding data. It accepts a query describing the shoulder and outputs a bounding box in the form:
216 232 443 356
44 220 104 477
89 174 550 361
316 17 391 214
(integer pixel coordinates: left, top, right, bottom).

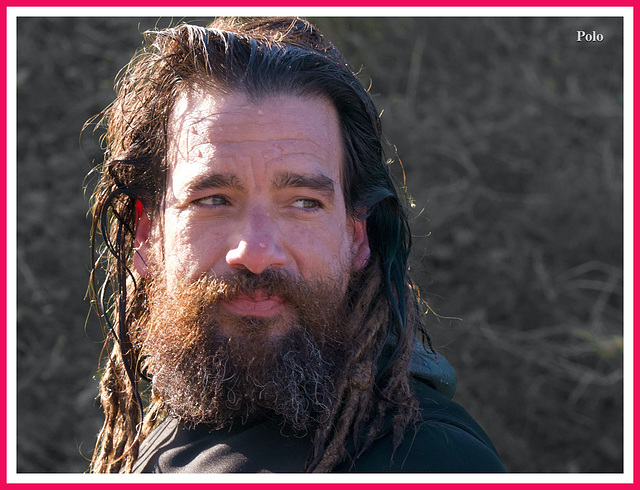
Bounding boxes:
132 417 180 473
338 379 506 473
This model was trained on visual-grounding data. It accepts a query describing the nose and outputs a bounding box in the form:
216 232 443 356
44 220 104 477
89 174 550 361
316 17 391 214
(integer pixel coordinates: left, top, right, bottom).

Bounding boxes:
225 212 287 274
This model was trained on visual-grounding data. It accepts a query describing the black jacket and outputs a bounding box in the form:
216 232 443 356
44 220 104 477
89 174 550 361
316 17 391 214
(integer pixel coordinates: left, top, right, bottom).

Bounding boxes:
132 371 505 473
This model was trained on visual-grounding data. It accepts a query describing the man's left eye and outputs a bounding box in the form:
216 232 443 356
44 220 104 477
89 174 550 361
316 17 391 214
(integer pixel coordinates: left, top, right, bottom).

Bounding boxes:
292 199 322 210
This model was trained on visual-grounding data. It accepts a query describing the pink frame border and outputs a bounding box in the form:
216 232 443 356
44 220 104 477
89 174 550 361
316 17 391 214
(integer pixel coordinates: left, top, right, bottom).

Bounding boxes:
2 3 634 488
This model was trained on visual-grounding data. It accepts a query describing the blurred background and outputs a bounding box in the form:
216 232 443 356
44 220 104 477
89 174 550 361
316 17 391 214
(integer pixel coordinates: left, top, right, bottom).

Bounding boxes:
15 15 624 473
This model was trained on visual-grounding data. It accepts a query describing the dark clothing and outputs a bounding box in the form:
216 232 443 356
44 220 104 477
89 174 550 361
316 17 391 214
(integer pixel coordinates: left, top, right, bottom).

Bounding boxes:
132 378 506 473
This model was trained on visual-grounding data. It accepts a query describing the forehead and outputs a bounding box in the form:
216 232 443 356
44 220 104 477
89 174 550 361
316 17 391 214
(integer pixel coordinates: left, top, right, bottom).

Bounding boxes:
166 90 343 180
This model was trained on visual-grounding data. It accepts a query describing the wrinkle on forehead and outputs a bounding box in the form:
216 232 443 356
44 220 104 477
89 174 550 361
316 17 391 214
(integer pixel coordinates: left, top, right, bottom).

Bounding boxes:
169 89 337 136
166 90 343 174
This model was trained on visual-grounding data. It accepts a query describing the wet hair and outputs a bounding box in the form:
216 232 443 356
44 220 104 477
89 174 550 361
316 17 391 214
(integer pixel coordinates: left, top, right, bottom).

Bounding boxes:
88 17 424 473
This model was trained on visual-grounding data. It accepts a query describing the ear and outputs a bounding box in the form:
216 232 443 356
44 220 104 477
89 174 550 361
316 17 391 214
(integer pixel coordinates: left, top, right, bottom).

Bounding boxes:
350 218 370 270
134 208 151 277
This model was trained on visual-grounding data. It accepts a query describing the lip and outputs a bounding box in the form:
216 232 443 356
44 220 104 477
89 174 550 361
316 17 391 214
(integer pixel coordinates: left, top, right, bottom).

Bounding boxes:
222 292 286 317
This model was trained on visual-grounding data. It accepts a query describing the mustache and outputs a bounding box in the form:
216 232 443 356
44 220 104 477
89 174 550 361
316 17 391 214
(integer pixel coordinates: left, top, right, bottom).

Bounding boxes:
188 268 326 309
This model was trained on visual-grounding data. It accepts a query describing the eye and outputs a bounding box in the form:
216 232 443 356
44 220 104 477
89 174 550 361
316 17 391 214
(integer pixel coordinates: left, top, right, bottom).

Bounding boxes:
194 195 230 207
291 198 323 211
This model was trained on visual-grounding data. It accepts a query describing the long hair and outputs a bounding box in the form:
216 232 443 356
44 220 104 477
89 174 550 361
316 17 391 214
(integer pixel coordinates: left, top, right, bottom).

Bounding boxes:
88 17 426 473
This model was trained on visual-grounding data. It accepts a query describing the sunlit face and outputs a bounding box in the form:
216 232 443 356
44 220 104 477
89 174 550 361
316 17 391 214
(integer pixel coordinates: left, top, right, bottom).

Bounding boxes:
135 90 369 338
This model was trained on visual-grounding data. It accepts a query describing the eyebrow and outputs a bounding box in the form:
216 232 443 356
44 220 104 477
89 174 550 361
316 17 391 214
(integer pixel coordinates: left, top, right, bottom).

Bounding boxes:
272 171 336 197
185 173 246 194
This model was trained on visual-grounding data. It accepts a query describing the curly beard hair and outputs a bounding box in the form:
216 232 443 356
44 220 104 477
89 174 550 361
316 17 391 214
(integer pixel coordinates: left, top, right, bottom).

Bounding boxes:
133 267 353 433
92 259 421 473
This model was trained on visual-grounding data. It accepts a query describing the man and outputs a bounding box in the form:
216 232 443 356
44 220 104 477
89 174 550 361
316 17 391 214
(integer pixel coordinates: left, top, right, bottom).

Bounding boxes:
88 17 505 473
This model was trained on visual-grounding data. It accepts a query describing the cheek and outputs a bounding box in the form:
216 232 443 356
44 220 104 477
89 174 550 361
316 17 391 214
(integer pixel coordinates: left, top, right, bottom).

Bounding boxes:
162 218 224 284
285 219 353 279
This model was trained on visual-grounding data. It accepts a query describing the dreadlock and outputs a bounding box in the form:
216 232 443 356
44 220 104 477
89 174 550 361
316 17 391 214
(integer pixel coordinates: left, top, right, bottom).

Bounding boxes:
87 17 429 473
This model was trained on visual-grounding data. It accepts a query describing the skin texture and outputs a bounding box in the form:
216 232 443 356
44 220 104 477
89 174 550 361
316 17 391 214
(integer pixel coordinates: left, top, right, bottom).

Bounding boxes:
135 91 370 338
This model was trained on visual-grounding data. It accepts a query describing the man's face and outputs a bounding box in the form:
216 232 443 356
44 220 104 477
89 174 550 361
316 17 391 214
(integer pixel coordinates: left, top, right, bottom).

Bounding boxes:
133 90 371 427
135 90 369 339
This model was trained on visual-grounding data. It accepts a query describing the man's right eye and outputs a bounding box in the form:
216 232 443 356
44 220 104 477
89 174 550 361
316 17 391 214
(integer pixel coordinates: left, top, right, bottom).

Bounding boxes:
194 195 230 207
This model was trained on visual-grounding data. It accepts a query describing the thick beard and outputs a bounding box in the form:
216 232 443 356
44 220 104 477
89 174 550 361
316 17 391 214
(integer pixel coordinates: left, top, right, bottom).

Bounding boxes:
134 267 354 434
